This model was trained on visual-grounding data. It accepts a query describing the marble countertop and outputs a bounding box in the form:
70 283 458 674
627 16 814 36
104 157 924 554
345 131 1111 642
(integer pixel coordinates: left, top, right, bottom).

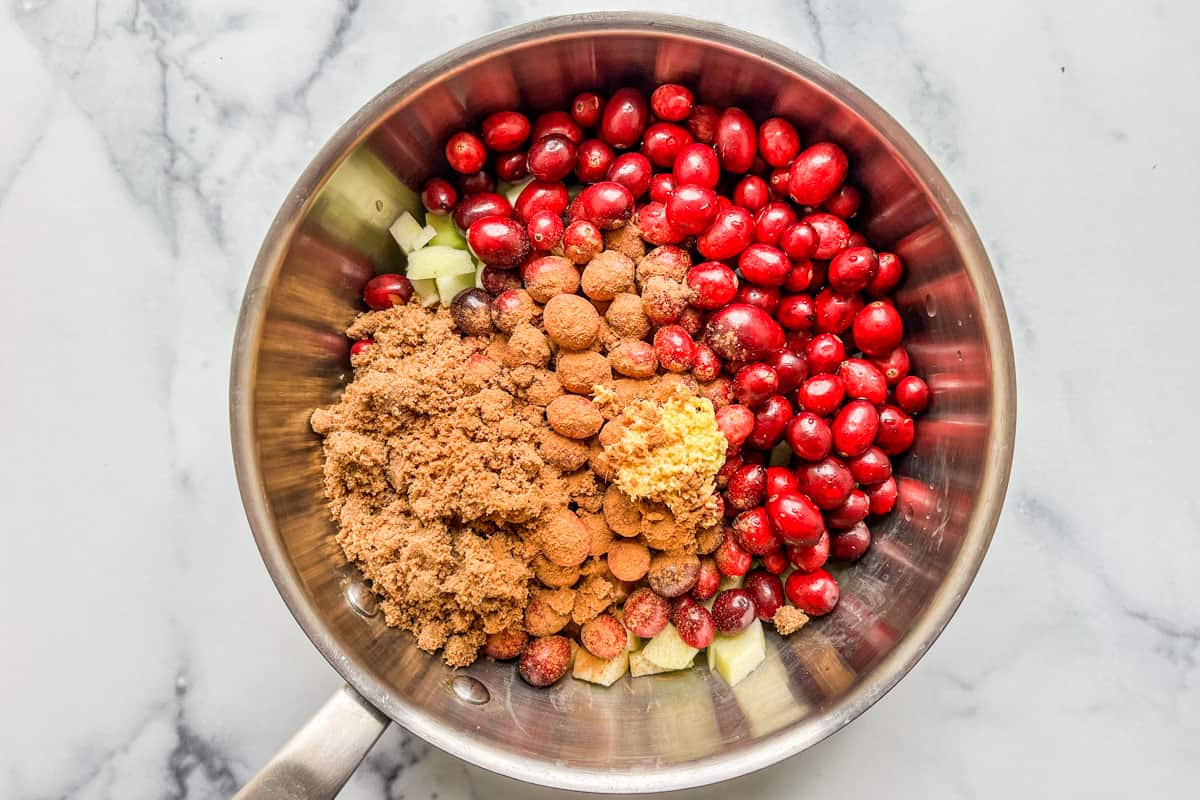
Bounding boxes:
2 1 1197 797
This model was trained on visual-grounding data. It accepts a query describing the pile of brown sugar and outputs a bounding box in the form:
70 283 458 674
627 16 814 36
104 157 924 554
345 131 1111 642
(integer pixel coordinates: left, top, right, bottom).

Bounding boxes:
311 269 728 666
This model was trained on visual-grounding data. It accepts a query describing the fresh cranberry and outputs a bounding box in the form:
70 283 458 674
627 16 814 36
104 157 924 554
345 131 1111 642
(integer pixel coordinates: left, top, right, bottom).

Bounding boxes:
838 358 888 404
672 143 721 189
571 91 604 128
562 220 603 263
733 363 780 408
803 212 851 260
649 173 677 203
765 465 799 499
701 375 735 410
805 333 846 375
749 395 792 450
481 267 521 295
715 533 753 577
672 598 716 648
454 170 492 196
600 87 648 149
824 183 862 219
732 507 780 555
796 374 845 416
653 325 697 372
785 412 833 461
678 306 705 337
641 122 693 167
865 477 898 514
769 349 808 394
494 151 529 182
715 107 756 173
526 134 576 182
363 274 414 309
421 178 457 215
757 117 801 168
726 463 767 512
514 180 569 222
350 338 374 356
532 110 584 143
651 83 695 121
444 131 487 174
847 446 892 485
743 570 785 619
767 490 825 547
797 456 855 509
867 252 904 297
574 138 615 183
828 246 879 294
779 222 819 260
875 405 915 454
786 329 811 352
776 294 815 332
769 167 790 196
846 231 868 248
788 142 849 205
526 210 564 251
696 207 754 261
666 184 719 235
738 244 791 287
691 557 722 601
691 343 722 381
711 588 757 634
480 110 530 152
761 551 789 575
853 301 904 356
571 181 635 230
683 264 735 312
733 176 771 213
715 404 756 448
685 104 720 144
895 375 931 415
829 522 871 562
717 452 743 489
705 303 786 362
813 287 861 334
637 201 683 245
871 346 911 386
832 399 879 458
467 216 530 268
754 203 798 245
734 284 781 315
787 531 829 572
452 192 513 230
781 263 815 294
742 449 769 466
827 489 870 529
785 568 839 615
606 152 653 198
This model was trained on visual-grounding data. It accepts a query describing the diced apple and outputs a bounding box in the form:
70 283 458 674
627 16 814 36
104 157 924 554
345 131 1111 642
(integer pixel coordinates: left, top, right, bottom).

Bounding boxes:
406 245 475 280
410 278 439 307
426 213 468 249
435 271 475 306
642 623 699 671
709 619 766 687
629 650 673 677
573 648 629 686
389 211 436 253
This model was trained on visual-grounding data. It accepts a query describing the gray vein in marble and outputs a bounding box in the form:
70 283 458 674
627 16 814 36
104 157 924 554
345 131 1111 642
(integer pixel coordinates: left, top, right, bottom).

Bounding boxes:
290 0 361 113
797 0 827 63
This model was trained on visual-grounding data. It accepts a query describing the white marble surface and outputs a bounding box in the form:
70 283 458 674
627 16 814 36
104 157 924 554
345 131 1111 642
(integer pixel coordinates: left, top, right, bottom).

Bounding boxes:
1 0 1197 797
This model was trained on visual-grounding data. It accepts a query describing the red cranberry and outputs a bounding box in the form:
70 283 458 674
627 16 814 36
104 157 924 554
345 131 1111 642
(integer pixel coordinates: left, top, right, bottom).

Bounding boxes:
624 587 670 637
651 83 694 121
757 117 801 167
571 91 604 128
638 201 684 245
649 173 677 203
761 551 789 575
701 375 735 410
827 489 870 529
735 284 781 315
769 349 808 393
796 373 845 416
495 151 529 182
814 287 861 334
672 143 721 189
766 465 799 499
641 122 693 167
785 568 839 615
562 220 603 264
828 246 879 294
452 192 513 230
733 176 771 213
363 274 414 309
467 216 530 268
532 110 583 143
865 477 898 514
738 244 791 288
717 452 743 489
705 303 786 362
574 139 615 183
787 531 829 572
733 363 780 408
846 231 868 248
785 412 833 461
832 399 880 458
779 222 819 260
754 203 798 245
742 449 769 466
711 588 757 634
838 358 888 404
481 110 530 152
715 107 756 173
653 325 697 372
697 207 755 261
871 346 911 386
600 87 648 149
715 404 756 448
895 375 931 415
803 212 851 260
875 405 915 454
797 456 855 509
788 142 849 205
678 306 705 338
672 599 716 648
743 570 785 619
687 261 739 310
691 557 722 601
606 152 653 198
571 181 635 230
867 252 904 297
727 463 767 512
715 533 752 577
444 131 487 174
526 134 576 182
421 178 457 215
526 210 564 251
830 522 871 562
686 104 719 144
456 170 494 198
777 294 815 331
732 507 780 556
805 333 846 375
350 338 373 356
514 180 568 222
481 267 521 295
769 166 790 196
853 301 904 356
766 490 825 546
786 329 811 352
847 446 892 485
691 343 722 381
782 262 815 294
666 184 720 235
824 183 862 219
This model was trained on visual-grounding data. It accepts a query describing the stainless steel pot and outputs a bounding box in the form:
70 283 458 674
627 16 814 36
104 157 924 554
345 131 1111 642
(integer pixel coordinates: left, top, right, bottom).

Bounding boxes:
230 12 1016 797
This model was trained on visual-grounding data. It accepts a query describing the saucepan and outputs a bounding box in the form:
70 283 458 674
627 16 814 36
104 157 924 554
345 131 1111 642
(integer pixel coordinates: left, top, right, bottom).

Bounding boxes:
229 12 1016 797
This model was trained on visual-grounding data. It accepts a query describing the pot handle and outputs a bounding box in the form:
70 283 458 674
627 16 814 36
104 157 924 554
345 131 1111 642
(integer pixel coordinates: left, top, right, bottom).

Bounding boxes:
234 684 390 799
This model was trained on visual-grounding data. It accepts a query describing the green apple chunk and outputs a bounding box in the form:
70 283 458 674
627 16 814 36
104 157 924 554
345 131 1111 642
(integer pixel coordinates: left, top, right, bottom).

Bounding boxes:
410 278 439 308
642 623 699 671
406 245 475 280
425 212 468 249
709 619 766 687
435 271 475 307
573 648 629 686
629 650 672 677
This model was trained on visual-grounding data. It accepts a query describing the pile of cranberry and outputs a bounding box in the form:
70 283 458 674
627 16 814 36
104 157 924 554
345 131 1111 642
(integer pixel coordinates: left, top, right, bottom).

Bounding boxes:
371 83 931 624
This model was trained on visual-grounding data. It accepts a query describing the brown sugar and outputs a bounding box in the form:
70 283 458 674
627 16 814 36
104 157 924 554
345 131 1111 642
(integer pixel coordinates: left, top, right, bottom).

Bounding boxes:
543 293 601 350
773 605 811 636
556 350 612 395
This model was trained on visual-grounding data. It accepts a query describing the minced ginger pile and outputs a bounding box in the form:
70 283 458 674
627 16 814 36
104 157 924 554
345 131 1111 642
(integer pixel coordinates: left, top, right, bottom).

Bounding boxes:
311 254 733 666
